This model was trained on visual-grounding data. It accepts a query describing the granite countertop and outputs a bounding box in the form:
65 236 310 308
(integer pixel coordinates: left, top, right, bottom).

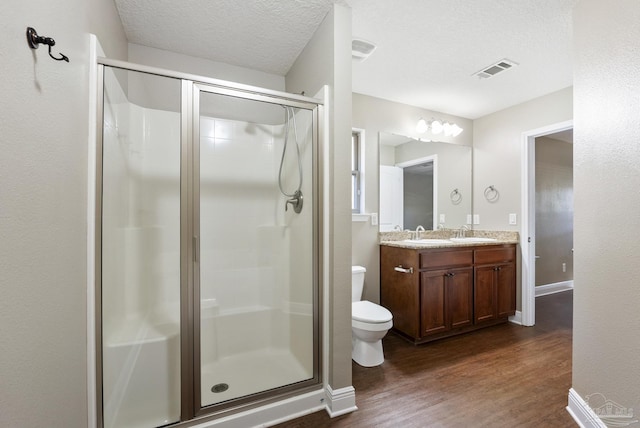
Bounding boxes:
379 230 519 249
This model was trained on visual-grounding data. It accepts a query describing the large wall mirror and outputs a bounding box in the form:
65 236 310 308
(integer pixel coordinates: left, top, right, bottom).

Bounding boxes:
379 133 472 231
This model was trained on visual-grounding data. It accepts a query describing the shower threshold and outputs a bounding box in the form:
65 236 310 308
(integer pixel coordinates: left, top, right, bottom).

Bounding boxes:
201 347 310 406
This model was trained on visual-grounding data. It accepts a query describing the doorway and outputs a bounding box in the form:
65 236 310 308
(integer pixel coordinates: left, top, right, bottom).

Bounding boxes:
520 120 573 326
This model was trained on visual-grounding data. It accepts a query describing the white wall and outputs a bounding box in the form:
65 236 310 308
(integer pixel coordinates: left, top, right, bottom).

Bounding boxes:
128 43 286 91
0 1 127 427
473 87 573 230
286 4 353 391
352 93 473 303
572 0 640 417
473 87 572 311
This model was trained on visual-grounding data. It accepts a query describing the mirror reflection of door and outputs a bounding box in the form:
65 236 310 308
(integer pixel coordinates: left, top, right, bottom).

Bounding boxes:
379 165 403 231
403 161 435 230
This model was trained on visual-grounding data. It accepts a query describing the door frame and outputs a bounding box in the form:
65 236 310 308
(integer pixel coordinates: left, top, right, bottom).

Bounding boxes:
396 154 438 230
520 120 573 326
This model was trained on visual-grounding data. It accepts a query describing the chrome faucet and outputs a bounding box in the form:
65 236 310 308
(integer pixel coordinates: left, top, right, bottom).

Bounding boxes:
393 225 402 232
414 225 425 240
456 225 470 238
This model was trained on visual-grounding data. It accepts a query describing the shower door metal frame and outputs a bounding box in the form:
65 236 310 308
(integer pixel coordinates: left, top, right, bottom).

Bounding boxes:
189 82 322 420
95 58 324 427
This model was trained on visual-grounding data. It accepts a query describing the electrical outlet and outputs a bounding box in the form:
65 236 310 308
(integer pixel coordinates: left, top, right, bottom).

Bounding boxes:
439 214 446 223
509 213 517 225
473 214 480 225
562 262 566 273
371 212 378 226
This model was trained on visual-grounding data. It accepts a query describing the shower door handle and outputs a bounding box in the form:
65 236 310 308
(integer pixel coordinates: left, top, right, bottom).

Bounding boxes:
193 236 199 263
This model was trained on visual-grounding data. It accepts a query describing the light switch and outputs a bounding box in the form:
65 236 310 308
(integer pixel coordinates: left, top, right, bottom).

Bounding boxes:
466 214 472 224
473 214 480 225
439 214 446 223
371 212 378 226
509 213 517 225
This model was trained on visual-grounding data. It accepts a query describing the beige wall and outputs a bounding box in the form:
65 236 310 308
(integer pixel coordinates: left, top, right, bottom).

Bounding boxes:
572 0 640 414
473 87 572 311
534 137 573 286
473 87 573 231
286 4 353 391
0 1 126 427
352 93 473 303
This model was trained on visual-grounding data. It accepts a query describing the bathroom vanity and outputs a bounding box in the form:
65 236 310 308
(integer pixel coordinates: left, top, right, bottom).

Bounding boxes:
380 239 517 344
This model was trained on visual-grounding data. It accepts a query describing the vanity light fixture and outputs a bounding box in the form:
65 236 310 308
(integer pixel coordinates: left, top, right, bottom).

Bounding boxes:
430 119 444 135
451 124 463 137
416 118 428 133
416 117 464 137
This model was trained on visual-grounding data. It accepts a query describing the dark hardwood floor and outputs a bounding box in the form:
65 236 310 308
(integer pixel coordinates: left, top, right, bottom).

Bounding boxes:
276 291 574 427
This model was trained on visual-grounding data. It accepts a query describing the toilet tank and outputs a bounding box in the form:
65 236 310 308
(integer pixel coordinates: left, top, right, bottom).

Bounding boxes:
352 266 366 302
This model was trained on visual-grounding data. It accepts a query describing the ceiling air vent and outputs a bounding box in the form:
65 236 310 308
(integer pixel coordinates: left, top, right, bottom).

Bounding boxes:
352 38 377 62
474 59 518 79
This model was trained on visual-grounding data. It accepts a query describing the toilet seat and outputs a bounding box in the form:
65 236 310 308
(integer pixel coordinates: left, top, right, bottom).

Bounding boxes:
352 300 392 323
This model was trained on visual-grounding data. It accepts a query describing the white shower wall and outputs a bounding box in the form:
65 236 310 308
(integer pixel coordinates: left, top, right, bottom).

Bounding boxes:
104 98 314 341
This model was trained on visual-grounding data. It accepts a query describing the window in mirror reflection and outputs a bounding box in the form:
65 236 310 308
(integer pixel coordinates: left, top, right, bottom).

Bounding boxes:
352 131 362 213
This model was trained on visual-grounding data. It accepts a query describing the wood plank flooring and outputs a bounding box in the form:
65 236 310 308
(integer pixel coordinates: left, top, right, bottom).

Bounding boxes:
275 291 574 427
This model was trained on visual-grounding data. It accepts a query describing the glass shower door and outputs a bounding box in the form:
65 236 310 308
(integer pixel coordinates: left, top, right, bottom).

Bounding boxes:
194 86 319 409
100 67 182 428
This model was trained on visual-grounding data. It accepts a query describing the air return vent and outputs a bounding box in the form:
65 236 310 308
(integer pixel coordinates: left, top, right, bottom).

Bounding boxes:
473 59 518 79
352 38 377 62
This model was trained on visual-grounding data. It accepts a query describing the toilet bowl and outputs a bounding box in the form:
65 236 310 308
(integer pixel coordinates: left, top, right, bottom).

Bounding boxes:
352 266 393 367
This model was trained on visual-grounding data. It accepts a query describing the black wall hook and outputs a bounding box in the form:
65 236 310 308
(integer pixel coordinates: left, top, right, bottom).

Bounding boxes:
26 27 69 62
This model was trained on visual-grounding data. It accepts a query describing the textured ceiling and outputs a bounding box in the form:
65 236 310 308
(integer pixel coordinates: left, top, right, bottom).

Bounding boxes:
114 0 346 75
114 0 577 119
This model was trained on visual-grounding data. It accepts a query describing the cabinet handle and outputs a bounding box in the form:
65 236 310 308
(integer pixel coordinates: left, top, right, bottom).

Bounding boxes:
394 265 414 274
494 266 502 271
445 272 455 277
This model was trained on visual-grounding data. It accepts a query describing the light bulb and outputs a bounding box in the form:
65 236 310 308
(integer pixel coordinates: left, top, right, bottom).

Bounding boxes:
443 122 453 136
416 118 428 133
431 120 443 134
451 124 463 137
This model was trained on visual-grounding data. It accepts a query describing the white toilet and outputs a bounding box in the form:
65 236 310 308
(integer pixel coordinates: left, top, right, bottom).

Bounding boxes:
351 266 393 367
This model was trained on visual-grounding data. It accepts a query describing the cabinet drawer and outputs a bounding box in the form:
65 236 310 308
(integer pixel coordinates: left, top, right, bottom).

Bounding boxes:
420 249 473 269
474 246 516 264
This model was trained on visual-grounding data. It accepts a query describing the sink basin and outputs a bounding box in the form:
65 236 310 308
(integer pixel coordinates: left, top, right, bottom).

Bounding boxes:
401 239 453 244
449 237 498 243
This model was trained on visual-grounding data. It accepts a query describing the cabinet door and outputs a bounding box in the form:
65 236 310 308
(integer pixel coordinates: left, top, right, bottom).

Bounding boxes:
420 270 448 336
496 263 516 318
474 266 496 323
381 246 420 338
447 267 473 329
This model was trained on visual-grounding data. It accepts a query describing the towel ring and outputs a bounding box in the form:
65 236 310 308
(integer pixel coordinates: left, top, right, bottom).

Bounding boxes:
484 185 499 202
450 188 462 204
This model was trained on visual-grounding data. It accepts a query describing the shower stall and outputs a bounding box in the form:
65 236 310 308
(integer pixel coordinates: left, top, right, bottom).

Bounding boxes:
96 60 322 427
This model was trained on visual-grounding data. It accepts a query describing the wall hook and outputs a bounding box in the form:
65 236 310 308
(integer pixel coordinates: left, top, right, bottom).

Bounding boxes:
26 27 69 62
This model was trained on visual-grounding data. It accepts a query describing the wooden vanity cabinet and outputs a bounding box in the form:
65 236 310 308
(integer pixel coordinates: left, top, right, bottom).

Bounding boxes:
420 266 473 335
474 246 516 323
381 243 516 344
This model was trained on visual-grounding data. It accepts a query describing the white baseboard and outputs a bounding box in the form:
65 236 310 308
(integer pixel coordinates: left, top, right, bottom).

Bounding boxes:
567 388 607 428
509 310 523 325
325 385 358 418
191 389 325 428
536 280 574 297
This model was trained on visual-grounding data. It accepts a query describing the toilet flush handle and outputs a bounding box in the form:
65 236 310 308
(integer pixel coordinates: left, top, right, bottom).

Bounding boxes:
394 265 413 274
